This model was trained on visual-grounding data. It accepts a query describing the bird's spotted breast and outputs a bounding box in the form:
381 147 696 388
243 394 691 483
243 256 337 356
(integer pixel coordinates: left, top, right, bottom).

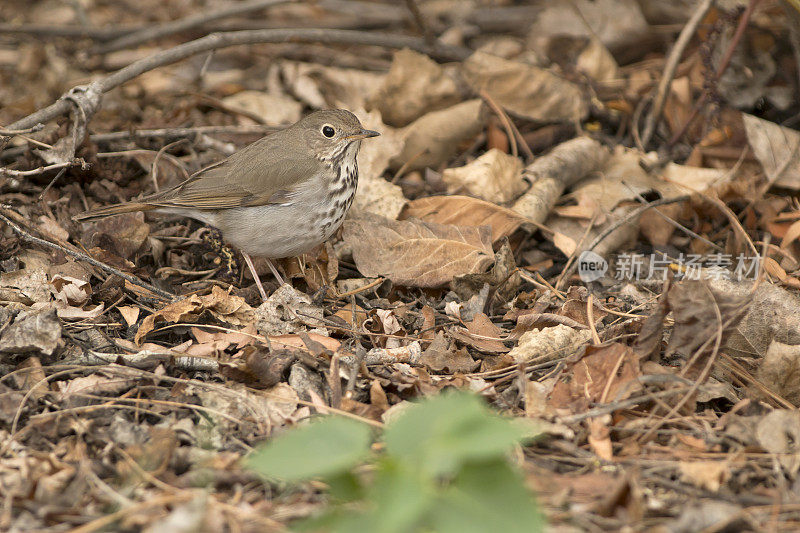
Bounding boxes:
318 157 358 239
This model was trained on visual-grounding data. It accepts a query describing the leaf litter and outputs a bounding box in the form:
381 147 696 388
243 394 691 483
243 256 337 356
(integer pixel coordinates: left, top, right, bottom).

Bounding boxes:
3 1 800 531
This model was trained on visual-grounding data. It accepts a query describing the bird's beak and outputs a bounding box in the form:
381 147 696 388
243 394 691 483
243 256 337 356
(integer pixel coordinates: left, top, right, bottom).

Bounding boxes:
346 129 380 140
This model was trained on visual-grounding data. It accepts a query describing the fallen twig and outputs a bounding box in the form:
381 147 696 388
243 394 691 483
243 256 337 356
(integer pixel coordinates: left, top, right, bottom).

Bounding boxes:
0 159 88 177
7 29 471 132
95 0 295 54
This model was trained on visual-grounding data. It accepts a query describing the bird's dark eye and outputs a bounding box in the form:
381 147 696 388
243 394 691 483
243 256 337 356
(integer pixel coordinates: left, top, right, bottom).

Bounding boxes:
322 125 335 138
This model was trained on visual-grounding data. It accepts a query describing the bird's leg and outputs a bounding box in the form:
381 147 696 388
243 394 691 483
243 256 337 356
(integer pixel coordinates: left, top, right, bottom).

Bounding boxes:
241 251 269 301
265 258 286 286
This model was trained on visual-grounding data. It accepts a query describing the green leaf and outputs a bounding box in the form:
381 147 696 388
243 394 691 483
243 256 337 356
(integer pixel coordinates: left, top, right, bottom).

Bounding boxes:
325 471 365 502
247 416 372 481
384 391 528 477
363 458 435 533
430 459 544 533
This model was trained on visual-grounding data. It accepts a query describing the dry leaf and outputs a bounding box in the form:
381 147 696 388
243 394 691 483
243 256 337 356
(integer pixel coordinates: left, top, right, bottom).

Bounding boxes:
419 332 479 373
679 461 730 492
118 306 139 327
462 51 587 123
254 284 326 336
400 195 526 243
280 60 384 111
664 281 750 375
391 99 486 172
221 90 302 124
367 48 460 127
743 113 800 190
449 312 509 353
136 286 254 344
343 213 495 287
587 417 613 461
0 308 61 358
549 343 640 413
351 109 407 218
755 410 800 475
576 37 619 82
85 212 150 260
756 340 800 405
526 0 649 53
508 324 592 363
442 149 525 203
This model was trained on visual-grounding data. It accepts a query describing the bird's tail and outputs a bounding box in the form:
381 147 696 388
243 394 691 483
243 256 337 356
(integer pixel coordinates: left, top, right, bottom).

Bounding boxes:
73 202 156 222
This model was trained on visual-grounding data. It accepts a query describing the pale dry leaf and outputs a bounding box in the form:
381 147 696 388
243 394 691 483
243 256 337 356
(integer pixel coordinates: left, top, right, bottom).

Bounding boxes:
119 306 140 327
576 37 619 82
37 215 69 242
526 0 649 53
400 195 526 243
0 266 50 305
755 409 800 475
351 174 407 220
462 51 587 123
254 283 326 336
552 231 578 257
442 149 525 203
221 90 302 125
57 374 135 401
342 213 495 288
661 161 729 192
391 99 486 172
639 203 683 246
55 302 104 320
587 417 613 461
508 324 592 364
570 146 685 213
367 48 460 127
50 274 91 307
350 109 407 218
0 308 61 358
679 461 730 492
353 108 404 180
268 333 341 353
280 60 384 111
756 340 800 405
743 113 800 190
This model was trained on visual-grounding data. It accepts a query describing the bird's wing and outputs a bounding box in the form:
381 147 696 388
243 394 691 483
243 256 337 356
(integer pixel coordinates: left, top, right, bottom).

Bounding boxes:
143 135 318 210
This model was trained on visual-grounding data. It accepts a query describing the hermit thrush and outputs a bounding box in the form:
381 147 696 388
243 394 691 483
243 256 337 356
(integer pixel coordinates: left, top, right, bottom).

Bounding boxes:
75 109 379 300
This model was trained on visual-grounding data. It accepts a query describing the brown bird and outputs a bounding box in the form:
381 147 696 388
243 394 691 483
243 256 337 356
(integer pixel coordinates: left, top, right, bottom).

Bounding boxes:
75 109 379 300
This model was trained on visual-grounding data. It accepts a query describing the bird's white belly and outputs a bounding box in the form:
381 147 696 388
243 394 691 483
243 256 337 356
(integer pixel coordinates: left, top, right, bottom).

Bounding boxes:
214 202 338 258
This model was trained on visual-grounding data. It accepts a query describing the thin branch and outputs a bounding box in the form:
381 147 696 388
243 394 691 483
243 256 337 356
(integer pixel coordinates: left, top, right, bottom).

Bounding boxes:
7 28 471 132
0 209 176 301
0 23 137 40
0 123 45 137
668 0 762 147
89 124 280 143
641 0 714 147
403 0 435 45
95 0 296 54
0 159 88 177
